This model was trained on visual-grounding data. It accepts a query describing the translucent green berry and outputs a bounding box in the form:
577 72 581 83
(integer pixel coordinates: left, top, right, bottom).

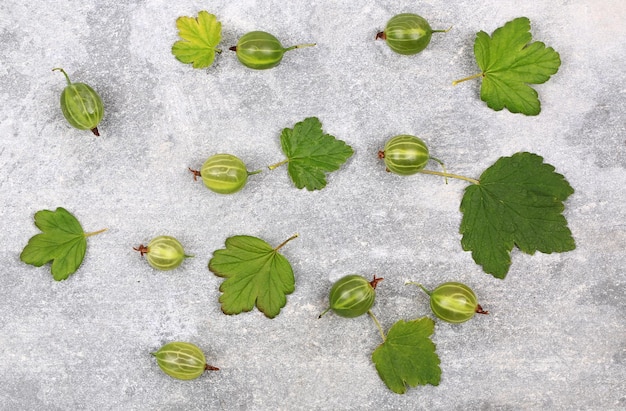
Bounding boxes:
152 342 219 380
412 282 489 323
202 154 248 194
380 134 430 175
319 275 383 318
53 68 104 136
190 154 260 194
134 236 192 271
376 13 449 55
229 31 315 70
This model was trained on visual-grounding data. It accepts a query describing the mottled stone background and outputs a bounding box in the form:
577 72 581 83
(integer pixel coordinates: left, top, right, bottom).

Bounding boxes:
0 0 624 409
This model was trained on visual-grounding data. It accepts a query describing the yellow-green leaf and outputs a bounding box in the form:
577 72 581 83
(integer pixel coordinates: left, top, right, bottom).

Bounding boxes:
172 11 222 69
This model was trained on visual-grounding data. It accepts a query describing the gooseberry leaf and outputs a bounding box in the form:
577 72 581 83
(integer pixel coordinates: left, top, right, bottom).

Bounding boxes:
272 117 354 191
172 11 222 69
20 207 106 281
208 235 298 318
456 17 561 115
372 318 441 394
460 152 575 278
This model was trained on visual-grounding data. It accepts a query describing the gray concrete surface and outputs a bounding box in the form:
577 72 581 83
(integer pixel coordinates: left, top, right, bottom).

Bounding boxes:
1 0 625 410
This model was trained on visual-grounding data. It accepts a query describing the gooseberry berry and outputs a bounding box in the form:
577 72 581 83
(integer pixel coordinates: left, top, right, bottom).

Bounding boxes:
378 134 448 177
379 134 429 175
53 68 104 136
412 282 488 323
378 134 481 185
229 31 315 70
152 341 219 380
189 154 260 194
319 275 383 318
133 235 192 271
376 13 449 55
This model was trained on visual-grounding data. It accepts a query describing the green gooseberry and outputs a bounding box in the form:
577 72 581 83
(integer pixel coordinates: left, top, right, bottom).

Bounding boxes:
152 342 219 380
53 68 104 136
379 134 430 175
133 235 192 271
189 154 260 194
229 31 315 70
376 13 449 55
319 275 383 318
378 134 447 176
379 134 480 184
414 282 489 323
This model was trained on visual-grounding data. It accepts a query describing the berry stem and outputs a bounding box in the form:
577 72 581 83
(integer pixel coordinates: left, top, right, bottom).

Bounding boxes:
133 244 149 256
406 281 432 296
274 233 299 251
452 72 484 86
369 275 384 289
419 169 480 185
205 364 220 371
188 168 201 181
52 67 72 86
84 228 107 238
318 307 331 319
284 43 316 52
476 304 489 315
248 169 263 176
368 310 386 342
433 26 453 33
429 156 449 184
268 159 289 170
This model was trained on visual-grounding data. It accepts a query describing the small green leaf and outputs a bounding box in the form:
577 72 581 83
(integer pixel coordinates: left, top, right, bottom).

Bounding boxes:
208 234 298 318
460 152 575 278
271 117 354 190
172 11 222 69
455 17 561 115
20 207 106 281
372 318 441 394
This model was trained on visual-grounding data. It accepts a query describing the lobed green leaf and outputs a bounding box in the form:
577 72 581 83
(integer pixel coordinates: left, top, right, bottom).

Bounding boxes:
209 235 296 318
460 152 575 278
20 207 88 281
279 117 354 190
372 318 441 394
473 17 561 115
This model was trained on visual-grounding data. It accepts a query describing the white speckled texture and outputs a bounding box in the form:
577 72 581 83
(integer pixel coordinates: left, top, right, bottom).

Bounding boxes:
1 0 624 409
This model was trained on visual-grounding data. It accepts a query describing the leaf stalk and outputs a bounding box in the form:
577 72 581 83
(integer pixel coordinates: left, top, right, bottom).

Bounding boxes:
368 310 386 342
452 72 484 86
268 159 289 170
84 228 108 238
274 233 299 251
429 156 449 184
406 281 432 296
419 169 479 185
